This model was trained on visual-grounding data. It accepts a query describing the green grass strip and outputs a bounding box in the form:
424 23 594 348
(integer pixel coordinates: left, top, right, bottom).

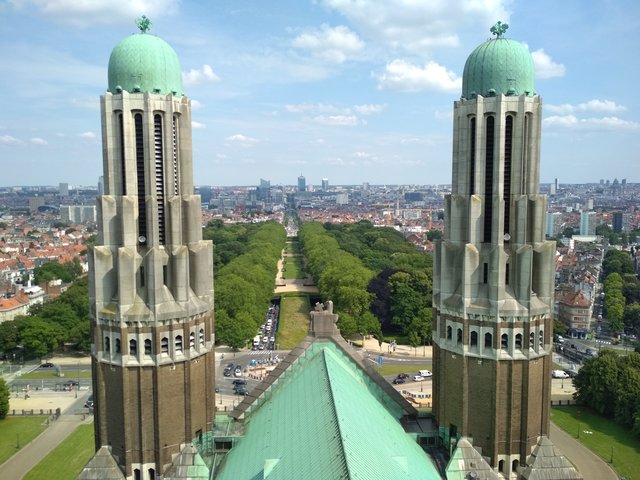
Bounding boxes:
24 423 95 480
277 295 310 349
551 406 639 480
0 416 48 465
19 370 93 380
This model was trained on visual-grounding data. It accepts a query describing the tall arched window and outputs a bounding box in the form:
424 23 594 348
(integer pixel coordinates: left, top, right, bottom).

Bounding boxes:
161 337 169 354
539 331 544 348
529 332 535 349
484 332 492 349
104 336 110 352
175 335 183 353
134 113 146 244
144 338 152 355
470 331 478 348
469 117 476 194
504 114 514 236
115 338 121 354
457 328 463 345
154 114 165 244
189 332 195 348
199 328 205 346
501 333 509 350
446 326 452 340
515 333 523 350
483 115 495 243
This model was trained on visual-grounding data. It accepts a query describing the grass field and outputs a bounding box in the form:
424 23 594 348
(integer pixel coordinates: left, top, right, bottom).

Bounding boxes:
20 369 92 380
282 256 305 279
284 242 301 254
378 364 432 377
0 416 48 465
551 406 640 480
24 423 95 480
278 295 310 349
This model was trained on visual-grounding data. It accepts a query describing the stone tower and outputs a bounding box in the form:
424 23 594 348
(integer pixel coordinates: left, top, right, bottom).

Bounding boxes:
432 23 556 477
85 18 215 480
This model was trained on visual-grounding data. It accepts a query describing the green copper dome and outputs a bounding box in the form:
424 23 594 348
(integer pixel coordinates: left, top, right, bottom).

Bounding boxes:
462 29 535 99
108 33 183 96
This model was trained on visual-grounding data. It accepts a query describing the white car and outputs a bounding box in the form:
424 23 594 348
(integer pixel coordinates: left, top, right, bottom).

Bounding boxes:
419 370 432 377
552 370 569 379
413 375 424 382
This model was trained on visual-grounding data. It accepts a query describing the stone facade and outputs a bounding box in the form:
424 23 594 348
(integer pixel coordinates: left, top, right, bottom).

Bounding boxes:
87 88 215 479
433 88 556 477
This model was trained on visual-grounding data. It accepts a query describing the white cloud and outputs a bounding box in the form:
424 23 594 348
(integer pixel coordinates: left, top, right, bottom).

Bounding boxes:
183 65 220 86
30 138 48 145
79 131 96 139
225 134 259 146
543 115 640 130
8 0 180 27
192 121 206 129
190 99 203 109
353 151 372 158
292 24 364 63
545 99 627 115
531 48 565 79
376 59 461 92
313 115 361 126
354 104 385 115
285 103 341 114
0 135 22 145
321 0 509 52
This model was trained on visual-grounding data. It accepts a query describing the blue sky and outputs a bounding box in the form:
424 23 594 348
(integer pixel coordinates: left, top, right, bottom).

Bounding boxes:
1 0 639 187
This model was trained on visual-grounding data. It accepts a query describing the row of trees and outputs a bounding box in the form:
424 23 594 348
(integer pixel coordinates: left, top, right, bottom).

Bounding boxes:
601 249 640 335
205 221 286 348
299 221 433 344
574 350 640 437
0 276 90 360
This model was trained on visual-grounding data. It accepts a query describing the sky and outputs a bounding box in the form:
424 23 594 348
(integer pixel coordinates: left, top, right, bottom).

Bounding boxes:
1 0 639 187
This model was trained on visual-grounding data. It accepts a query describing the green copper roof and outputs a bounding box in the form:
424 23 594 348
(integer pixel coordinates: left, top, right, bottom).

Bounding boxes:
462 28 535 99
215 342 440 480
108 33 183 96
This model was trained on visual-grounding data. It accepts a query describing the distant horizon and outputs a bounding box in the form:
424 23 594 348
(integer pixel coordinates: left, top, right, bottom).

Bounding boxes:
1 1 639 186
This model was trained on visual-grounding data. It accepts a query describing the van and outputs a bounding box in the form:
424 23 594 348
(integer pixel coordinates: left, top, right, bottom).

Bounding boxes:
419 370 432 377
253 335 261 347
556 335 565 343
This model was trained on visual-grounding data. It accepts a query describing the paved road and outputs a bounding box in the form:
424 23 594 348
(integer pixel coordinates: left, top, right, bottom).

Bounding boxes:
550 422 618 480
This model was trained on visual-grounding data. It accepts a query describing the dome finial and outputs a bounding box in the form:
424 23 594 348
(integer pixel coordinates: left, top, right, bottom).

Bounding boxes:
136 15 153 34
490 21 509 38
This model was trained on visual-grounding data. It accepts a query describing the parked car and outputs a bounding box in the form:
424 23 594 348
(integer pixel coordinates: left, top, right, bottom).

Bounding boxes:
397 373 409 379
84 394 94 409
419 370 432 377
232 379 247 386
552 370 569 379
234 386 249 396
392 377 405 385
234 367 243 378
223 364 234 377
40 362 55 368
413 375 424 382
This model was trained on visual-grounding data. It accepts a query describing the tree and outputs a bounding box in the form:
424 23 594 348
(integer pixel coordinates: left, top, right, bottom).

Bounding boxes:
0 377 9 419
408 331 420 356
426 230 442 241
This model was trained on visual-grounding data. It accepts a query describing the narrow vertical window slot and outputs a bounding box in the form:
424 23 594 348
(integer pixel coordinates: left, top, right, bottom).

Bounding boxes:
469 117 476 195
173 116 179 195
483 262 488 284
154 114 165 244
504 115 513 237
118 113 126 195
483 115 495 243
134 113 146 243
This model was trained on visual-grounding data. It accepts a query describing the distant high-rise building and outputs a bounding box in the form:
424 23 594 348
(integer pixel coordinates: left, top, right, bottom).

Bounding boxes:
257 178 271 201
297 174 306 192
81 19 215 479
554 177 558 192
612 211 624 233
433 23 570 477
549 182 556 196
59 182 69 196
335 192 348 205
61 205 97 224
580 211 596 235
97 176 104 196
546 212 562 238
321 178 329 190
28 196 45 212
586 198 594 210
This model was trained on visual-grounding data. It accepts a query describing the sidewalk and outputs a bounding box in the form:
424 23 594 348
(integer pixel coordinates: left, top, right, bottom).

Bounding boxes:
0 390 92 480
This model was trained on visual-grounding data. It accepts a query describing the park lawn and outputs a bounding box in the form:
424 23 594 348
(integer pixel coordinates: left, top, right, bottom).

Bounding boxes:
551 406 640 480
278 295 310 349
24 423 95 480
20 369 93 380
378 364 432 377
284 242 301 254
282 257 305 279
0 416 48 464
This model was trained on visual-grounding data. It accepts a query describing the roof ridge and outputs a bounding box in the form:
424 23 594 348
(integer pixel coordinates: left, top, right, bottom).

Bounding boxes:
320 347 352 479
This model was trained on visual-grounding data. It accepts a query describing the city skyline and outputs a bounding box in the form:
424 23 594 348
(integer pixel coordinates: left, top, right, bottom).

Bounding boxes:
1 0 639 187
